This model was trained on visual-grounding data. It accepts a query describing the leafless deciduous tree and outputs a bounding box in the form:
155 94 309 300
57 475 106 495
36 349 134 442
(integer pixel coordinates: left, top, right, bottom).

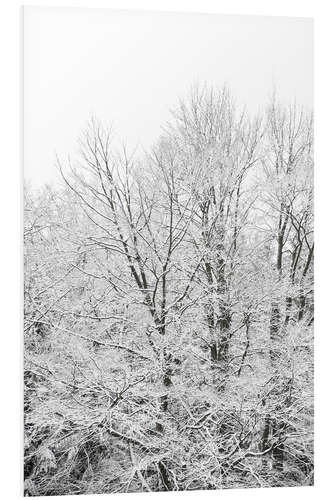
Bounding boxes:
24 86 313 496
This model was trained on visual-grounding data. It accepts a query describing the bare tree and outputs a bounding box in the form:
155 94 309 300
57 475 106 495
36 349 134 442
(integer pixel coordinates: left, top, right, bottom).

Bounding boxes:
24 89 314 495
259 99 314 471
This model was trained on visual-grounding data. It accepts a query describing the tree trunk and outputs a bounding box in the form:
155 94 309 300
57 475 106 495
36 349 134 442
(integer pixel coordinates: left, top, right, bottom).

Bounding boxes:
284 295 292 326
298 291 306 321
269 302 280 363
272 419 285 471
156 350 173 433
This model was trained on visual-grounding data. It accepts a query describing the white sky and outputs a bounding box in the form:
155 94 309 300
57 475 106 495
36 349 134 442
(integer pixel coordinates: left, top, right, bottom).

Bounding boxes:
23 7 313 186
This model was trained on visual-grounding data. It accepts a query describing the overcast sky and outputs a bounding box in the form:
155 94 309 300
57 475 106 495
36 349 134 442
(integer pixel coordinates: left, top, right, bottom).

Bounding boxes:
23 7 313 186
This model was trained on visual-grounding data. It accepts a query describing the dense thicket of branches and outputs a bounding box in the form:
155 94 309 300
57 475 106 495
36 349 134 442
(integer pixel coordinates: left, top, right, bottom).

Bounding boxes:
24 86 313 496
